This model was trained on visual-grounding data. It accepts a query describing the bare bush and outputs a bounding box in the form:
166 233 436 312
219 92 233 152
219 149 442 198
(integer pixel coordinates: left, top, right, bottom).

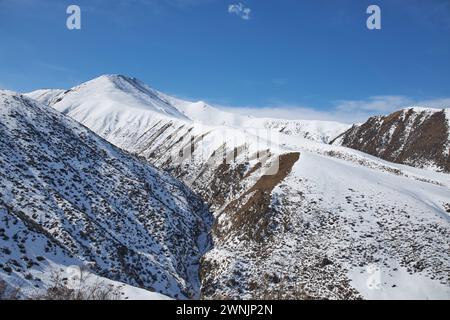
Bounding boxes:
33 266 123 300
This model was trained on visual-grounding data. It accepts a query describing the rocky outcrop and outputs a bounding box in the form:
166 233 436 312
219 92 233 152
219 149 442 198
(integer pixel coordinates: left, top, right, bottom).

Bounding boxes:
332 108 450 172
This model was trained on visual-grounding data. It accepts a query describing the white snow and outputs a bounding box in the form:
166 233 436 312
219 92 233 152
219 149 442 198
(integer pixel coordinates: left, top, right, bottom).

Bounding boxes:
349 262 450 300
157 90 350 143
49 265 172 300
403 106 443 113
26 89 64 106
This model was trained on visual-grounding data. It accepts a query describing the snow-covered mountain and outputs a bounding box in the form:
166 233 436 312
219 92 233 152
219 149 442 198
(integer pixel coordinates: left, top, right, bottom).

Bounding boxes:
0 90 211 299
26 75 450 300
25 89 65 107
156 91 350 143
27 75 349 145
332 107 450 173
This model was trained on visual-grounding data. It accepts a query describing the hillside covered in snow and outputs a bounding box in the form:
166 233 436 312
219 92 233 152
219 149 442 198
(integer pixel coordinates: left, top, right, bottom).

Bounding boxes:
0 90 211 299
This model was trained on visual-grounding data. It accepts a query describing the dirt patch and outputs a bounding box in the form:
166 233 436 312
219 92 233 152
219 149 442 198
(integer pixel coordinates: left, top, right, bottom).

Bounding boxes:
221 152 300 242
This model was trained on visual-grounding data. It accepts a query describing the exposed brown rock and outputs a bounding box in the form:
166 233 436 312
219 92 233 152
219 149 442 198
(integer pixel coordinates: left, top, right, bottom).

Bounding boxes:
220 152 300 242
333 109 450 172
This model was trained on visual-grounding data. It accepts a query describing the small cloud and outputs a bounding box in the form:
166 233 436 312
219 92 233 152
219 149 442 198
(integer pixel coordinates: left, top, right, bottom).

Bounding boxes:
228 3 251 20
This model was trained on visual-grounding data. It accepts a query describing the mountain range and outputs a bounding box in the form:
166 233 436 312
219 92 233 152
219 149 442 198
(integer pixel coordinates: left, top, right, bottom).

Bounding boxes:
0 74 448 299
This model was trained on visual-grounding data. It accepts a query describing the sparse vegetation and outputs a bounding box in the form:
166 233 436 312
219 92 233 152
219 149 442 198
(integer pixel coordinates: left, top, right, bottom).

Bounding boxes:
32 266 123 300
0 280 20 300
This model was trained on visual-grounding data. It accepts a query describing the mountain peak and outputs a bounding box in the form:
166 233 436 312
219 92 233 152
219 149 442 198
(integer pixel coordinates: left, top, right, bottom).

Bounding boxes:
51 75 190 121
95 74 139 83
81 74 149 91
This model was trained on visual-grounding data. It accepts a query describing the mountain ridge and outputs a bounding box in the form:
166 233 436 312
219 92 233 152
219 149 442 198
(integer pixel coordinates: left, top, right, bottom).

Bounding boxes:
26 74 350 144
332 107 450 173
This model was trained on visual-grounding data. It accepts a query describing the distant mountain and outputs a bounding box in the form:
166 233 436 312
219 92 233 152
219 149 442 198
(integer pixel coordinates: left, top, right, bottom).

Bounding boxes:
332 108 450 173
25 75 450 300
25 89 65 107
27 75 349 144
0 90 211 299
157 91 350 143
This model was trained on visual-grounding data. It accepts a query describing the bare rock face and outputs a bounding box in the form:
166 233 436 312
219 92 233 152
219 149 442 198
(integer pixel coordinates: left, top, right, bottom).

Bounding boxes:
332 108 450 173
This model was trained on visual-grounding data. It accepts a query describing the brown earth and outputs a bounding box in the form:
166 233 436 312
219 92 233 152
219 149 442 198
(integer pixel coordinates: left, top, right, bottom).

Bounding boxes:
219 152 300 242
333 109 450 172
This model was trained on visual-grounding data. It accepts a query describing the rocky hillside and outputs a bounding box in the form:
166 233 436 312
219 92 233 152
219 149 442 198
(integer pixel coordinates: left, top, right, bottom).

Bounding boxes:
29 75 450 300
332 108 450 173
0 90 212 299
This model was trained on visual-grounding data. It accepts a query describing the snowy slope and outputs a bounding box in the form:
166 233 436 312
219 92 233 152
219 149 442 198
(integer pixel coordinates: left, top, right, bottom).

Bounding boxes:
0 90 211 299
154 93 253 127
283 149 450 299
24 75 450 300
200 136 450 299
247 118 351 144
13 264 172 300
53 75 188 119
157 91 350 143
26 89 65 107
27 76 195 150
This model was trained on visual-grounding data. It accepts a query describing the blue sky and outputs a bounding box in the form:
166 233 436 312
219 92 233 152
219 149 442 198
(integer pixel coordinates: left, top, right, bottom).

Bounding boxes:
0 0 449 122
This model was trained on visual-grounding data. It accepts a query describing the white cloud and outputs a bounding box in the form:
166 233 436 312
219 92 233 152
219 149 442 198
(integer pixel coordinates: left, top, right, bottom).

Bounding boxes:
218 96 450 124
335 96 413 113
334 95 450 120
416 97 450 108
228 3 251 20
